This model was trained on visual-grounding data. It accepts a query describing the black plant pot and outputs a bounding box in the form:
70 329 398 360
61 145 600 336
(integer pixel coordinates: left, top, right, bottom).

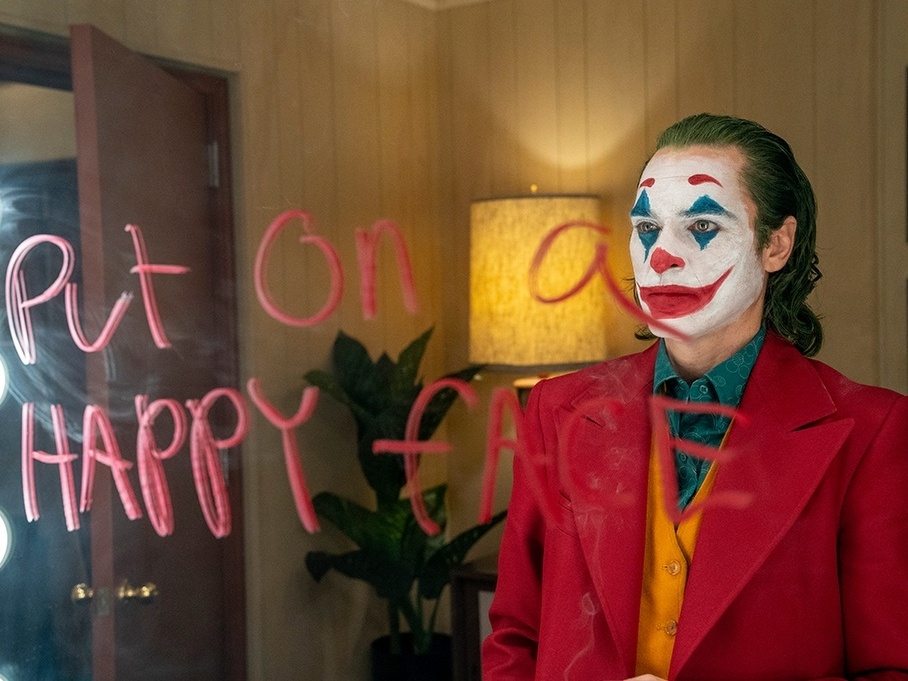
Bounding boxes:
370 632 452 681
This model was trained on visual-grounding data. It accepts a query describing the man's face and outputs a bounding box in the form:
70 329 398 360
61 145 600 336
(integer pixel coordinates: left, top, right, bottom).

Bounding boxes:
629 145 766 341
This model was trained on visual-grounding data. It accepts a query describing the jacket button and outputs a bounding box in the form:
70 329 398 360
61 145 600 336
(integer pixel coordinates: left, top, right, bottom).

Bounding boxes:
665 560 682 576
665 620 678 636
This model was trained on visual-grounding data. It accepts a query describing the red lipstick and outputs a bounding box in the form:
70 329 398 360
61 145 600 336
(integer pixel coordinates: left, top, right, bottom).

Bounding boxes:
638 267 732 319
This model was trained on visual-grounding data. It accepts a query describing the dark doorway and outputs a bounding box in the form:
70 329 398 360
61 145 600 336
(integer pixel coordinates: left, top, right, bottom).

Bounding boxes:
0 24 244 681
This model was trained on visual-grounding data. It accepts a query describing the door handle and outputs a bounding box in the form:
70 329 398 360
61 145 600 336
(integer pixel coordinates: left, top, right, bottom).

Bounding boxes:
71 583 111 615
71 582 94 603
116 579 159 604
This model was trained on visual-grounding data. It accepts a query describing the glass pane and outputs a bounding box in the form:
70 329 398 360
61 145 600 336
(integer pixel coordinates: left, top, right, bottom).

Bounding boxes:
0 82 92 680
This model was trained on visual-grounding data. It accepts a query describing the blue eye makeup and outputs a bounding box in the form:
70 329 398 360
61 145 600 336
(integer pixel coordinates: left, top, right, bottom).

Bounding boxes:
630 190 653 218
682 195 731 218
635 223 659 260
689 220 719 249
682 195 729 249
631 190 660 260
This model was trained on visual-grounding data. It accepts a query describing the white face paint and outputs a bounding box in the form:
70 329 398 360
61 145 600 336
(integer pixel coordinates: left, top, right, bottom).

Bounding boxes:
628 146 766 341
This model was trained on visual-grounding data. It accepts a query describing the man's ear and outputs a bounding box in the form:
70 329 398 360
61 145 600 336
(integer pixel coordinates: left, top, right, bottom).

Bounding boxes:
763 216 796 273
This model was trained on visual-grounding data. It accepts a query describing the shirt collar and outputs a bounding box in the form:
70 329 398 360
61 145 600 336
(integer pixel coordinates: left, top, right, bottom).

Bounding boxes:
653 326 766 406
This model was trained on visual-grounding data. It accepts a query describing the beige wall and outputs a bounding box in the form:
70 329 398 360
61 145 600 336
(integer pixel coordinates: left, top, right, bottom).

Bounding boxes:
0 1 905 680
877 0 908 395
438 0 901 384
0 84 75 162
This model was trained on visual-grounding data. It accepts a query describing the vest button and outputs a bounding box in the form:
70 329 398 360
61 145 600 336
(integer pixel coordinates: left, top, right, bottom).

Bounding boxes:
665 560 682 576
665 619 678 636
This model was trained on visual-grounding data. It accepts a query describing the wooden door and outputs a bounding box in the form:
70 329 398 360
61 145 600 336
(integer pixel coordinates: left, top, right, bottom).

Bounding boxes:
69 24 243 680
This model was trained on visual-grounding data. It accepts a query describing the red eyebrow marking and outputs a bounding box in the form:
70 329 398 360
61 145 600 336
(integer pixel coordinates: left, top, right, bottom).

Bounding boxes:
688 174 722 187
639 177 655 188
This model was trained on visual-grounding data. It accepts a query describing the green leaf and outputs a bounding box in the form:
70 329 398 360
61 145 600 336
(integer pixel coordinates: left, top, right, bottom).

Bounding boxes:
416 364 485 440
305 549 413 601
391 328 433 397
417 510 507 600
357 420 408 507
332 331 384 415
302 368 346 404
303 368 373 421
398 485 447 568
374 352 396 393
305 550 333 582
312 491 407 556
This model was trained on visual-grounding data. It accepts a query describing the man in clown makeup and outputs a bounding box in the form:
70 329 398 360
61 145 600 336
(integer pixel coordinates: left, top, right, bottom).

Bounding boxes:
483 113 908 680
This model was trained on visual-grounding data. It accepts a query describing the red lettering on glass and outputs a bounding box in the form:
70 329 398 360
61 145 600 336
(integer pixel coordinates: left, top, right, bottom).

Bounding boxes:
185 388 249 538
65 283 133 353
354 219 419 319
529 220 606 304
135 395 188 537
80 405 143 520
6 212 741 541
529 220 689 341
126 224 189 349
21 403 80 531
5 234 75 365
254 210 344 327
246 378 321 533
374 378 478 536
478 387 525 524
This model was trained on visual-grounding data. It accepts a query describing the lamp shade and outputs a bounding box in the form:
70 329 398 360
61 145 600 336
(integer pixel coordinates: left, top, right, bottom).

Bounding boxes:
469 195 607 369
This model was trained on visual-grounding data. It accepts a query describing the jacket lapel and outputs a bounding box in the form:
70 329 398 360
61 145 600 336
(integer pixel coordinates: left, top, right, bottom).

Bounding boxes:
563 346 657 673
670 335 854 674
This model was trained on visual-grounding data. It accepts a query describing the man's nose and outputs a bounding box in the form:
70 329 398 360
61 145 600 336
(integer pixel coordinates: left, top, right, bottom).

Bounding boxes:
650 247 685 274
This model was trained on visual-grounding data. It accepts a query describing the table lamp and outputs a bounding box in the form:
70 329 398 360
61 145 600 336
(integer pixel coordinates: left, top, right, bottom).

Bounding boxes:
469 193 607 406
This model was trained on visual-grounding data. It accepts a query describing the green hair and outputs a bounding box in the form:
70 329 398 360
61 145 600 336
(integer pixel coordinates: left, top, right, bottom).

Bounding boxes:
643 112 823 356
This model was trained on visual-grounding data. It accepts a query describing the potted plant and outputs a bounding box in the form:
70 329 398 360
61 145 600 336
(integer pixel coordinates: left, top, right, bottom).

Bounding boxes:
303 328 506 680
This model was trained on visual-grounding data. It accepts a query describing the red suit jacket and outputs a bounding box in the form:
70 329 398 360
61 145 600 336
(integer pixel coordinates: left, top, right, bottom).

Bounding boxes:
483 333 908 680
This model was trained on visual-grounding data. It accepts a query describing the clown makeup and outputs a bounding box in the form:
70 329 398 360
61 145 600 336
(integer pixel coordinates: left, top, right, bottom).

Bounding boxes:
629 146 766 341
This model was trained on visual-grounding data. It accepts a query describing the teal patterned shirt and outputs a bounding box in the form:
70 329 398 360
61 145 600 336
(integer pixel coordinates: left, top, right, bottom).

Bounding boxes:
653 327 766 510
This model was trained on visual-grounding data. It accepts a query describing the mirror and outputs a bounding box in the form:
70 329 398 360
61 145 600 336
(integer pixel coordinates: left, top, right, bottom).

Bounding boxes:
0 79 92 679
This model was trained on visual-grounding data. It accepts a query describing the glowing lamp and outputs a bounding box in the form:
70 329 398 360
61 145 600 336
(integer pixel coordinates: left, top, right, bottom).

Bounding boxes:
469 194 607 380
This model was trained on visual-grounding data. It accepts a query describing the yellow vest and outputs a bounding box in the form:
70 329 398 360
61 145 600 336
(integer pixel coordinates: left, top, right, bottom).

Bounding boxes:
635 445 719 676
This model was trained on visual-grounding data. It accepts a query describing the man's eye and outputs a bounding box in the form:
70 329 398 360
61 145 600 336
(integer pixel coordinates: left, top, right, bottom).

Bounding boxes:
690 220 718 233
635 222 659 234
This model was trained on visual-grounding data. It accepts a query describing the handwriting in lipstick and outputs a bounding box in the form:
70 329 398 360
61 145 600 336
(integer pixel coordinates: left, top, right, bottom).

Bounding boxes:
12 213 751 540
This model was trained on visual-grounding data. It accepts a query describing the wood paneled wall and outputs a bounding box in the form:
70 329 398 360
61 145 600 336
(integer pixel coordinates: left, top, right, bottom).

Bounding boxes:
0 1 904 680
235 3 446 680
877 0 908 395
438 0 895 385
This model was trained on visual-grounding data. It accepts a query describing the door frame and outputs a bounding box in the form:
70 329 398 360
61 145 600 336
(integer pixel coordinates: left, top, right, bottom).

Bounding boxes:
0 24 245 680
